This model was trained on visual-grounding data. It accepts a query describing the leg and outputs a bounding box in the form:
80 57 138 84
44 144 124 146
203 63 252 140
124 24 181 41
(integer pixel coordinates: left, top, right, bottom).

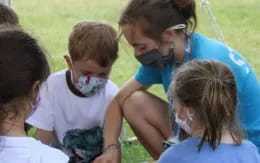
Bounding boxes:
122 90 171 159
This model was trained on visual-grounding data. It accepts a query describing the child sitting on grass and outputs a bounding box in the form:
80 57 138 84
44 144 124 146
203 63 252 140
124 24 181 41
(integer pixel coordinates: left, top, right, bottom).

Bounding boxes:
27 21 119 162
0 26 68 163
159 60 260 163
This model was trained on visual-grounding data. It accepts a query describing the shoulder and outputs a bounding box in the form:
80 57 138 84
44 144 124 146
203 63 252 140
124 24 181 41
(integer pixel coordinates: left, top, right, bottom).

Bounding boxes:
104 80 119 96
39 69 67 95
192 33 231 59
158 137 198 162
40 147 69 163
105 80 119 91
241 140 260 152
33 139 69 163
45 69 67 85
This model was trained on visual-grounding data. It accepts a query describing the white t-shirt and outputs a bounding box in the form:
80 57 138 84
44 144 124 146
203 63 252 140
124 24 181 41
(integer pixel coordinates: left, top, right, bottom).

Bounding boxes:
0 136 69 163
27 69 119 144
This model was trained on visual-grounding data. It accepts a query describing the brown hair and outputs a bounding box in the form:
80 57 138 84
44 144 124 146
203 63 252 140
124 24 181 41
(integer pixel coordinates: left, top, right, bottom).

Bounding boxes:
68 21 118 67
172 60 243 151
0 27 50 126
119 0 197 41
0 3 19 25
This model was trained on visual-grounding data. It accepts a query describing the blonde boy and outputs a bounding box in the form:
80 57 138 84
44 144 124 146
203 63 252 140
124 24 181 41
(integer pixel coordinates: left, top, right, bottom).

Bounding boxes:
27 21 119 162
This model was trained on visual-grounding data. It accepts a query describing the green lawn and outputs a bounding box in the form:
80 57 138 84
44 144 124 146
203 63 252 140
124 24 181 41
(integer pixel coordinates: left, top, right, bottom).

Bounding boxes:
12 0 260 162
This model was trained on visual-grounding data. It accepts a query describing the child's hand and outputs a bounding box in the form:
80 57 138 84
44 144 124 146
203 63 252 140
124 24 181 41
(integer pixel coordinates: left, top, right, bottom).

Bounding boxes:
93 149 121 163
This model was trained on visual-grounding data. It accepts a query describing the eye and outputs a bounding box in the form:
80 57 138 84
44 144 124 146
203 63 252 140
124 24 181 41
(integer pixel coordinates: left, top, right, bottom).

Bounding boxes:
137 45 146 52
98 72 109 78
81 72 91 76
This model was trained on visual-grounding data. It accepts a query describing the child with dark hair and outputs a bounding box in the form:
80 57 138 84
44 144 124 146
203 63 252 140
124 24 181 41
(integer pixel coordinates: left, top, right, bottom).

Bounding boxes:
0 2 19 25
159 60 260 163
27 21 119 162
0 27 68 163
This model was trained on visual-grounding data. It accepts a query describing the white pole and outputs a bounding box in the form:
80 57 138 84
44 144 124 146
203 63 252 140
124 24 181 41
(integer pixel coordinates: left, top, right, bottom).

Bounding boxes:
200 0 225 43
0 0 10 7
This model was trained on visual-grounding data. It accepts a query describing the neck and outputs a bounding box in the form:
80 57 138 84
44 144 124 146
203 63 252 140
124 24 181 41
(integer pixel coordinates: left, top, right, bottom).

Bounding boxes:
1 117 27 137
220 130 237 144
192 127 237 144
173 33 186 62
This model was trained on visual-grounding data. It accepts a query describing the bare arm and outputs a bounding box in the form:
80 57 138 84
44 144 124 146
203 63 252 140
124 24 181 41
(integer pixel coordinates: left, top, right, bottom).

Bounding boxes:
104 77 148 146
94 77 148 163
35 128 54 145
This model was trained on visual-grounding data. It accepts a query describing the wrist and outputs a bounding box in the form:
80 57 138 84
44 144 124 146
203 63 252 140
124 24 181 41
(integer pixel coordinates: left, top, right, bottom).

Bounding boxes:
103 143 120 153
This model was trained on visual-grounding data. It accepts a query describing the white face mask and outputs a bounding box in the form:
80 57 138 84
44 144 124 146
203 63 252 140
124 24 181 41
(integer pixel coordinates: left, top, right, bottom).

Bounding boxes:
175 110 193 135
70 70 107 97
75 75 107 97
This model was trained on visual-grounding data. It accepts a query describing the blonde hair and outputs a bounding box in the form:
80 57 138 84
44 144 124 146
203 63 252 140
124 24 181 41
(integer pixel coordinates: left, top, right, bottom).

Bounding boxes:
172 60 243 151
68 21 118 67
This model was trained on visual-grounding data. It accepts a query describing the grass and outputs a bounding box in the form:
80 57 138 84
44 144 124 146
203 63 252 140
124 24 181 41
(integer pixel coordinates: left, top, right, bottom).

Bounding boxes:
11 0 260 162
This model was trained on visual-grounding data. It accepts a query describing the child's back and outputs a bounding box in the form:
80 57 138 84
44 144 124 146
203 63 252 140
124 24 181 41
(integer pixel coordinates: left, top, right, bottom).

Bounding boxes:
158 60 260 163
0 136 68 163
0 27 68 163
159 137 260 163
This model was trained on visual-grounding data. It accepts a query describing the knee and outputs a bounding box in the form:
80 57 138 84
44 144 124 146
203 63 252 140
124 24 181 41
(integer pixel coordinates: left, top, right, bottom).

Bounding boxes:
122 90 147 119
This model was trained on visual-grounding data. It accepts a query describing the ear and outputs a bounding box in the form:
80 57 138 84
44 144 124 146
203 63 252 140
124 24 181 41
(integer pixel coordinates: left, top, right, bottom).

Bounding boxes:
32 80 40 92
64 55 73 69
183 105 195 115
162 27 175 42
179 104 194 119
30 80 40 104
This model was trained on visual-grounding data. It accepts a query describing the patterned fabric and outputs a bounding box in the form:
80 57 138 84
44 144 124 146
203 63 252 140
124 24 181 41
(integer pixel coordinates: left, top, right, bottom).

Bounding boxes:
63 127 103 163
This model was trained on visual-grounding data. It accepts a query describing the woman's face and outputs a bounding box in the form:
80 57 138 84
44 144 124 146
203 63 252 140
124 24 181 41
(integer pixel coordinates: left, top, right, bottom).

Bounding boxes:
122 24 158 56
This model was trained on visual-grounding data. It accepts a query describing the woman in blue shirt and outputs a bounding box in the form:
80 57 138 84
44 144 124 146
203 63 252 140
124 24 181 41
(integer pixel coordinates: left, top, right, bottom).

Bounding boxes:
158 60 260 163
94 0 260 162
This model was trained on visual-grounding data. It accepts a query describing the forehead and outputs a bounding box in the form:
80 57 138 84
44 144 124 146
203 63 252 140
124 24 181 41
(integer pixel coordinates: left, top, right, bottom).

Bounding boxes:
122 24 155 45
73 59 111 73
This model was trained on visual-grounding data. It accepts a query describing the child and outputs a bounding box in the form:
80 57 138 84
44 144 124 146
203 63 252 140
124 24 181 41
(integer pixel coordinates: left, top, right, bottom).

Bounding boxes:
0 2 19 25
0 27 68 163
158 60 260 163
27 21 119 162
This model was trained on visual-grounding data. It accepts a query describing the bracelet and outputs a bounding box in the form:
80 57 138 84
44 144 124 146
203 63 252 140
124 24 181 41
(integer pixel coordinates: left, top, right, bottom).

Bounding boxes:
102 143 120 153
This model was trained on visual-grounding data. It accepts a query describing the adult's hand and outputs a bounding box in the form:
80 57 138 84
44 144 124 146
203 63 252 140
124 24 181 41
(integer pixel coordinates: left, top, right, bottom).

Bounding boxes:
93 149 121 163
174 0 194 8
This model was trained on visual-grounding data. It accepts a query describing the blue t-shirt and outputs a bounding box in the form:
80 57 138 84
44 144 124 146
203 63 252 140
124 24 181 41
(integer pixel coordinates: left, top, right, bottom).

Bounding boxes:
158 137 260 163
135 33 260 151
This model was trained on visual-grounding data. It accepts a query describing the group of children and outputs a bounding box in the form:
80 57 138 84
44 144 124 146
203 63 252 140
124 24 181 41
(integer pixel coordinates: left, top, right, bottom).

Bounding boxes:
0 1 259 163
0 3 119 163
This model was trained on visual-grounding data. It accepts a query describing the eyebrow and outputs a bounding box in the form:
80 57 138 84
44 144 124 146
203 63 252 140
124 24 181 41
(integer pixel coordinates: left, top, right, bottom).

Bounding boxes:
80 69 110 74
132 43 145 47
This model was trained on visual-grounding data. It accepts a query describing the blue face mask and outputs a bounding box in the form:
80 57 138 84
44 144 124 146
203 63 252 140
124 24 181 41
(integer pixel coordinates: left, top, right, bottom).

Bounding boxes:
135 48 175 68
75 75 107 97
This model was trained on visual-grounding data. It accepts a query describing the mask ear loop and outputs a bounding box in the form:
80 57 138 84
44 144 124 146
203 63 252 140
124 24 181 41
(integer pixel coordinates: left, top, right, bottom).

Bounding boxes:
169 24 186 69
171 24 186 30
186 110 194 121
